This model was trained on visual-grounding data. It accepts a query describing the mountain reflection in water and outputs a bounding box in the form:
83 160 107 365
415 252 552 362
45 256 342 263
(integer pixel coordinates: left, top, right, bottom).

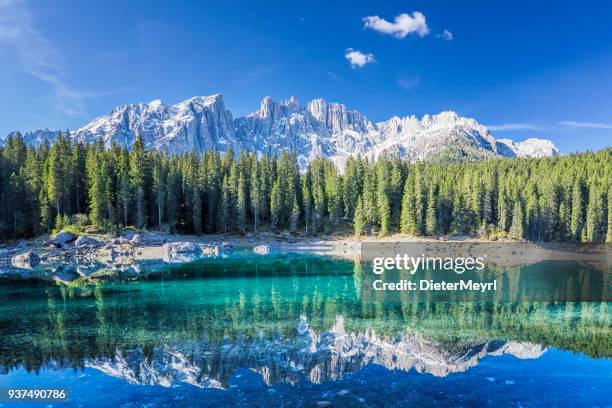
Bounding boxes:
0 253 610 406
80 316 546 388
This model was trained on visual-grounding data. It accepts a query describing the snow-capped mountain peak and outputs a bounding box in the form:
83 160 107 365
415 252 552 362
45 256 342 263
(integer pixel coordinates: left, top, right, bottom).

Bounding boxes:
6 94 560 168
498 137 560 158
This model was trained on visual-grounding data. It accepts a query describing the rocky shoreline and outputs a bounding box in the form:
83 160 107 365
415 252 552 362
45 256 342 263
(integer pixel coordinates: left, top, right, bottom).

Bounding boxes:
0 231 608 283
0 230 357 282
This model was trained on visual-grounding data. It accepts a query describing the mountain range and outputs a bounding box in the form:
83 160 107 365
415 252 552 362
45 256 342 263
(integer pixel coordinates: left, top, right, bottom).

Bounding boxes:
8 94 559 168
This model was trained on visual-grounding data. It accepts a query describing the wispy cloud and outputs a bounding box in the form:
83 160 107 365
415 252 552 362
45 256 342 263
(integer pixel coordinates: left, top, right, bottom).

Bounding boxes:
558 121 612 129
363 11 429 38
327 71 339 80
397 77 420 91
0 0 129 116
437 30 453 41
486 123 542 131
345 48 376 68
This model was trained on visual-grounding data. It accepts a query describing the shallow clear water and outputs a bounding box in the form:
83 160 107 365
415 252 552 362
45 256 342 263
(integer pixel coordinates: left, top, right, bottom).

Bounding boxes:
0 252 610 407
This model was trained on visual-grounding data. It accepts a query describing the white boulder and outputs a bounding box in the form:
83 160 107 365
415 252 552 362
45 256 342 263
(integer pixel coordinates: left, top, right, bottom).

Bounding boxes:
253 245 270 255
11 251 41 269
75 235 102 248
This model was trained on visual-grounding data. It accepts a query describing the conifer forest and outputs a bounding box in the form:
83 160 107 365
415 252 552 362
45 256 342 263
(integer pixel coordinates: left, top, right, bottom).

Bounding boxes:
0 132 610 242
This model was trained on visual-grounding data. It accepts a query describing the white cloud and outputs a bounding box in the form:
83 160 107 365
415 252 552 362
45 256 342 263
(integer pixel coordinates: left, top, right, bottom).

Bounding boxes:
363 11 429 38
486 123 542 131
558 121 612 129
437 30 453 41
345 48 376 68
0 0 128 116
397 77 420 90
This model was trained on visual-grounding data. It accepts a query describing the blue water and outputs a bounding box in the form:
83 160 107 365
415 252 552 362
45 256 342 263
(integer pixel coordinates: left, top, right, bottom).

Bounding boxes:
0 253 610 407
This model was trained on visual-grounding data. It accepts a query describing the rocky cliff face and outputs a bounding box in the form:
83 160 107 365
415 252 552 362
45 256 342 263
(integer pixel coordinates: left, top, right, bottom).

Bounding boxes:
6 94 560 169
70 94 237 154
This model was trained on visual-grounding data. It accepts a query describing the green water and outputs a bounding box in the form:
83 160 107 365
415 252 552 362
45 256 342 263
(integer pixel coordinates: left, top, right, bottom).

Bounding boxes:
0 252 610 407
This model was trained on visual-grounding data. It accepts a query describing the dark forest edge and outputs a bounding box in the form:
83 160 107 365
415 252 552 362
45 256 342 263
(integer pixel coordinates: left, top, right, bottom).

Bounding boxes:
0 132 611 243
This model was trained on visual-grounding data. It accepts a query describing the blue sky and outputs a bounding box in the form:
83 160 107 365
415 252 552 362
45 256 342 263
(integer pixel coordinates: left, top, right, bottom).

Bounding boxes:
0 0 611 153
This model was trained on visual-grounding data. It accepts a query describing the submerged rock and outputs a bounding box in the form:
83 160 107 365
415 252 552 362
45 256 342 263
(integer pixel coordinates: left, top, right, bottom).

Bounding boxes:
10 251 41 269
253 244 270 255
50 231 77 247
53 268 81 283
220 241 233 250
162 242 218 263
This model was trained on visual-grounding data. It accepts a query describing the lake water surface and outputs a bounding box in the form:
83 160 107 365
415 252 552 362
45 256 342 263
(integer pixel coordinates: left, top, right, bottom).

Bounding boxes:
0 252 610 407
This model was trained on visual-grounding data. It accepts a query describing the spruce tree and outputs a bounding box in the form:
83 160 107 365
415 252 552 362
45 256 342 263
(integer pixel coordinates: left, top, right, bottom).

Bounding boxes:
302 176 312 235
570 178 585 240
237 169 247 235
378 195 391 237
606 186 612 242
129 135 148 229
354 196 366 236
250 159 260 233
509 198 524 240
219 175 230 235
290 198 300 234
425 186 437 236
152 154 167 228
400 172 417 235
270 179 281 231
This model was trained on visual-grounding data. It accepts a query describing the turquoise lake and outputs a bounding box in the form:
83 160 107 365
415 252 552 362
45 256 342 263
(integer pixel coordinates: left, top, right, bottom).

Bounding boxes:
0 252 610 407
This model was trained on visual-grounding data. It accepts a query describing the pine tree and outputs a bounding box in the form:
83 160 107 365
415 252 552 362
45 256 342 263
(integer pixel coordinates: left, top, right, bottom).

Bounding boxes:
165 159 181 231
46 132 71 216
570 178 585 240
509 198 524 240
354 196 366 236
313 183 325 233
270 179 281 231
86 142 109 226
585 183 605 242
400 172 417 235
72 142 87 214
378 195 390 237
362 166 377 231
237 168 247 235
302 176 312 235
498 188 509 231
425 185 437 236
414 169 426 234
250 159 260 233
606 186 612 242
343 157 360 219
451 193 469 235
219 175 230 235
129 135 148 229
115 147 131 227
290 198 300 234
152 154 167 228
191 156 203 234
